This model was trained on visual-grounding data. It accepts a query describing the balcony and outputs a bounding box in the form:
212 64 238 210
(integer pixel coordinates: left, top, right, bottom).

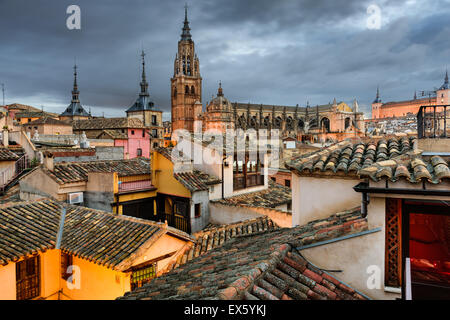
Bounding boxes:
417 105 450 154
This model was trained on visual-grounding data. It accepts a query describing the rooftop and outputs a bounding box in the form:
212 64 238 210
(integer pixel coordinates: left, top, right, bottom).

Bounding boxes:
23 116 71 126
174 170 221 192
0 199 192 270
73 117 144 130
160 216 278 275
286 137 417 178
43 158 150 184
359 155 450 184
0 148 20 161
212 180 291 209
119 207 369 300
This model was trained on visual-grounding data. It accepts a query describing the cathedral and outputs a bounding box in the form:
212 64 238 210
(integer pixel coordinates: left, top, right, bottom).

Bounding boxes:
171 8 365 143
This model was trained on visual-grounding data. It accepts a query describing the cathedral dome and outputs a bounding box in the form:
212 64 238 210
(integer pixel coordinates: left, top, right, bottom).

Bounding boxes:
207 83 232 112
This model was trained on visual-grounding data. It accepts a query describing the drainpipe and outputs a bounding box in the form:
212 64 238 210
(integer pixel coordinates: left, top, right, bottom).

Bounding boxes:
361 191 369 218
221 156 225 199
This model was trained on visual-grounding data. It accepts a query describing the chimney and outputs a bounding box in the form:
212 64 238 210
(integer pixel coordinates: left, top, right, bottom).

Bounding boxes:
2 129 8 147
43 151 54 171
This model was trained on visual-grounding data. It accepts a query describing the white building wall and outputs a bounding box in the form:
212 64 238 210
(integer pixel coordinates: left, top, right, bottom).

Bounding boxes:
292 174 361 226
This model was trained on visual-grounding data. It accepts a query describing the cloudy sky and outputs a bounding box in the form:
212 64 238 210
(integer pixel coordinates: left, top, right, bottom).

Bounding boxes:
0 0 449 120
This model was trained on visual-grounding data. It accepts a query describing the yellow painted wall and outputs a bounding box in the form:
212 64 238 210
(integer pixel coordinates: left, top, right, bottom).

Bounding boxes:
0 261 16 300
61 256 130 300
40 249 61 300
151 152 191 198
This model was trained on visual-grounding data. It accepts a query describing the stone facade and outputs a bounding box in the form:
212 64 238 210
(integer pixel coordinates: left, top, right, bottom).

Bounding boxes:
170 8 202 133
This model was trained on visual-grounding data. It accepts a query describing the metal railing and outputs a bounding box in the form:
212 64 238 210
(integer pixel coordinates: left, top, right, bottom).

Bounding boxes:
0 154 29 193
417 105 450 139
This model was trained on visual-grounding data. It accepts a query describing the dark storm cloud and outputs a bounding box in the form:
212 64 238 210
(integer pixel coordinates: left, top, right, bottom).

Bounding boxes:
0 0 449 118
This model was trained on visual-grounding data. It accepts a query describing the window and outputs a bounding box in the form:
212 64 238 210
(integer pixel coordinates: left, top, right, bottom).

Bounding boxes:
185 85 189 94
195 203 201 218
233 152 264 190
131 130 135 135
271 177 276 182
153 142 158 148
61 252 73 281
137 148 142 156
287 202 292 211
130 262 156 290
142 130 145 137
152 129 158 138
191 86 195 95
151 115 157 125
16 255 40 300
285 179 291 187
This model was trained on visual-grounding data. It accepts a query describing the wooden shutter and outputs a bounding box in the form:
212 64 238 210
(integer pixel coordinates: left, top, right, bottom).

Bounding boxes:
385 198 402 287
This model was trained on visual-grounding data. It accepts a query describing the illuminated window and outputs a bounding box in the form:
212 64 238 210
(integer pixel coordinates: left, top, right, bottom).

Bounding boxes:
130 263 156 290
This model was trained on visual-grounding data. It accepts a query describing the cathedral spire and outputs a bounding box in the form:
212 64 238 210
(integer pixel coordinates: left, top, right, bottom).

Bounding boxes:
140 50 149 96
181 4 192 41
445 69 448 85
373 86 381 103
72 63 79 102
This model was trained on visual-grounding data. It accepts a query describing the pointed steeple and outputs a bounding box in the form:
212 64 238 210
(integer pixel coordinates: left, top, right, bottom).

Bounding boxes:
414 90 417 100
60 62 90 119
181 4 192 41
438 69 449 90
140 50 149 96
72 64 79 102
373 86 381 103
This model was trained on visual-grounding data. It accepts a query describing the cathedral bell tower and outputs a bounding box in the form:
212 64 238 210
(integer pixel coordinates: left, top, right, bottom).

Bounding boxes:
171 5 202 133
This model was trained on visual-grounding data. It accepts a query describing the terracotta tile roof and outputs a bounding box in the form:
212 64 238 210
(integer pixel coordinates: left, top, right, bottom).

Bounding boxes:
72 117 144 130
0 147 19 161
0 199 193 269
174 170 221 192
119 208 370 300
155 147 191 163
359 155 450 184
286 137 416 177
212 180 291 208
160 217 279 274
45 158 150 184
23 116 71 126
95 129 128 140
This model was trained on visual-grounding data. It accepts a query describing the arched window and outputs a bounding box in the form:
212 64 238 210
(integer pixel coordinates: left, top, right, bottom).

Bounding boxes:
345 117 351 129
191 86 195 95
173 87 177 97
187 56 191 75
185 85 189 94
321 117 331 132
182 56 186 75
298 119 304 130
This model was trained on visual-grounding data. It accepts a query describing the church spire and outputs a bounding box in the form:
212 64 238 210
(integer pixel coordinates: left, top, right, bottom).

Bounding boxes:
373 86 381 103
72 64 79 102
140 50 149 96
445 69 448 86
181 4 192 41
